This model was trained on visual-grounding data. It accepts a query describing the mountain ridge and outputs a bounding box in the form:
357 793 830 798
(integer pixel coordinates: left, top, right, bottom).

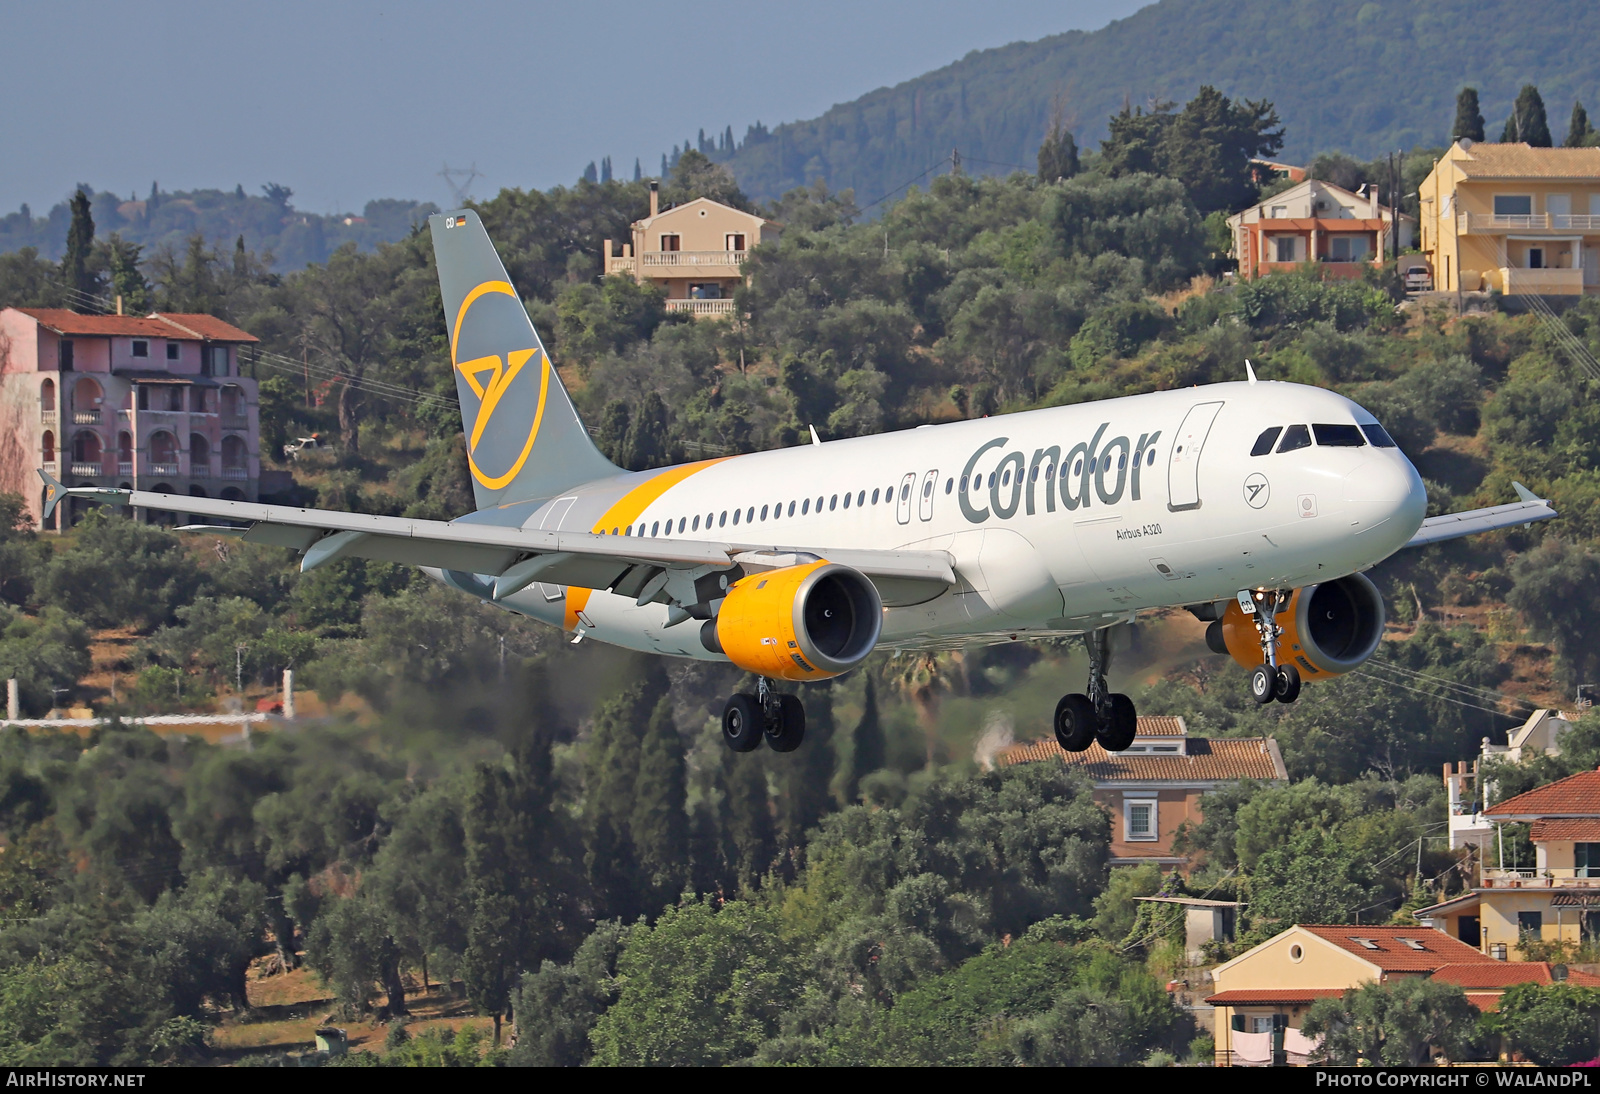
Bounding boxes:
715 0 1600 204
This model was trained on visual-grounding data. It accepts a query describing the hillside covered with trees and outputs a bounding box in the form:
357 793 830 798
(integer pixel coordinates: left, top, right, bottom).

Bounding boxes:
701 0 1600 204
1 83 1599 1064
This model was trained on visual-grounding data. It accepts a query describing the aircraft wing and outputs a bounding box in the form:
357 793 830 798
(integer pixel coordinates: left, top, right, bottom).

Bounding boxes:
39 473 956 607
1402 482 1557 549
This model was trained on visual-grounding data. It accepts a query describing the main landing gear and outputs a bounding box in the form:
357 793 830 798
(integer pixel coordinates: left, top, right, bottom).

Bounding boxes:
1245 590 1301 706
1054 628 1138 753
722 678 806 753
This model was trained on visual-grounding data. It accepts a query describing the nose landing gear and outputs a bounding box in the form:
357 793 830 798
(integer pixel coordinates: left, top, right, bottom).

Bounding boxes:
721 677 806 753
1054 627 1138 753
1244 589 1302 705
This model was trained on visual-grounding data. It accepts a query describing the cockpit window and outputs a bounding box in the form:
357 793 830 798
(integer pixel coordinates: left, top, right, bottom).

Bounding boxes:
1277 424 1312 453
1360 423 1397 448
1251 427 1283 456
1313 423 1366 447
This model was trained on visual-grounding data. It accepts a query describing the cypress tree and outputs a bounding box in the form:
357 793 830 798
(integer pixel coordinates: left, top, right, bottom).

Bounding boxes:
106 234 149 314
1452 87 1485 142
61 188 96 309
716 745 776 893
600 155 613 183
633 158 643 181
582 161 599 183
582 664 666 919
847 677 886 801
1037 124 1080 183
772 685 835 847
630 696 688 909
1567 102 1594 147
1503 85 1552 146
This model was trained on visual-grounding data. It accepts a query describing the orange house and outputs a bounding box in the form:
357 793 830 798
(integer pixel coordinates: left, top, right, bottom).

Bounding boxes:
997 716 1286 867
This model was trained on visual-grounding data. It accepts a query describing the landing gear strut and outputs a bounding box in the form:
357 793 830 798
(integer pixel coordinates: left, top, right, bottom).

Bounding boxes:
1054 628 1138 753
722 678 806 753
1245 590 1302 705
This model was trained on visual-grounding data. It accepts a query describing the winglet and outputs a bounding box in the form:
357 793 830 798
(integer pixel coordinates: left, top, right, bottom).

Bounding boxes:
37 467 65 522
809 425 823 446
36 468 130 522
1245 359 1258 385
1512 481 1539 503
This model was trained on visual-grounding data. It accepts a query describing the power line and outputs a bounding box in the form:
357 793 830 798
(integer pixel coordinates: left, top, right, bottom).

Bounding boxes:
1364 658 1536 710
858 155 954 212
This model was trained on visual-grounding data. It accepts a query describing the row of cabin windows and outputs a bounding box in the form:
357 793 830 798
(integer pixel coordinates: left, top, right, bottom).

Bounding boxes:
599 477 929 538
56 340 231 376
43 430 247 466
1249 422 1396 456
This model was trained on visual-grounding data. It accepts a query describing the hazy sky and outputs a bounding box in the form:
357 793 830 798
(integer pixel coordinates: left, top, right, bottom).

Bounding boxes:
0 0 1147 215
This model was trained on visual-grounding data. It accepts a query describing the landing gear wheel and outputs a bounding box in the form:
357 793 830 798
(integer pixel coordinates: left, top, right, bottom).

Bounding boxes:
1249 665 1276 705
1054 694 1096 752
1096 693 1138 752
1274 663 1302 704
722 693 762 752
766 694 806 752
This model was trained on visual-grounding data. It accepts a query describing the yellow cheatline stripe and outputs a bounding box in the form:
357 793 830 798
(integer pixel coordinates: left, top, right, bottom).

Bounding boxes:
564 587 592 632
589 457 736 534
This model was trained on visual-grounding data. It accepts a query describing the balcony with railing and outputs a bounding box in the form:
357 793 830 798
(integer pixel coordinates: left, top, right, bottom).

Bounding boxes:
190 462 211 478
72 409 101 424
145 463 179 476
1499 266 1586 294
40 411 57 429
665 298 737 316
1459 213 1600 233
640 249 747 272
117 462 132 477
70 463 101 477
220 466 250 480
1480 868 1600 889
221 416 249 430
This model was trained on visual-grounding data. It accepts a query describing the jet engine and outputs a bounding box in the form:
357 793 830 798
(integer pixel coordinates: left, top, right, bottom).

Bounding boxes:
702 561 882 681
1206 572 1385 680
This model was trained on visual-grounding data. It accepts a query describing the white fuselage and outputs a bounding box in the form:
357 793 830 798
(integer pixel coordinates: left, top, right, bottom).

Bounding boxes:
489 380 1427 660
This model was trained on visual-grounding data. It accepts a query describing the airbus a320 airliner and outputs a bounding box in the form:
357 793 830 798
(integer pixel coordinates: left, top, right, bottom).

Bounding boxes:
41 211 1556 755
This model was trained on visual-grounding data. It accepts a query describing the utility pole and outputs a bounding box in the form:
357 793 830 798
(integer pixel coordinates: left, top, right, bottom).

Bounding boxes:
236 644 248 693
951 147 962 176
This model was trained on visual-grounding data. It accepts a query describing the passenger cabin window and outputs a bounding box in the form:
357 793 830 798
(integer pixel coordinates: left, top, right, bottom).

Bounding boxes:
1312 423 1365 447
1251 427 1283 456
1360 423 1397 448
1277 424 1312 453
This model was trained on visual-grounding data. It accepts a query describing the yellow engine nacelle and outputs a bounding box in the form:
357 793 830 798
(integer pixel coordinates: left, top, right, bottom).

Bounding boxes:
1207 572 1385 681
703 561 883 681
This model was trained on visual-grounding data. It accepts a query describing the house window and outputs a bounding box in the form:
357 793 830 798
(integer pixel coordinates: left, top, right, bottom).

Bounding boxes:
1329 236 1371 262
1270 205 1288 219
1577 843 1600 878
59 341 74 371
1274 237 1299 263
166 343 180 361
210 347 229 377
659 233 681 252
725 233 746 252
1494 195 1533 217
689 283 723 299
1250 1016 1276 1034
132 340 149 358
1518 911 1543 936
1125 798 1157 841
1458 915 1481 947
1528 247 1545 270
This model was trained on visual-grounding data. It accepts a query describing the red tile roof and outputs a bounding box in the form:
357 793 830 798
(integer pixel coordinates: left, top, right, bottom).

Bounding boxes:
1206 988 1346 1005
996 735 1286 782
1433 962 1600 989
1532 819 1600 842
12 308 256 343
1132 715 1187 737
1486 770 1600 820
1297 925 1495 971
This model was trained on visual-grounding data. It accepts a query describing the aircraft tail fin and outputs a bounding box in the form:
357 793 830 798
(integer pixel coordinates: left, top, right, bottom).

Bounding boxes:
429 210 619 509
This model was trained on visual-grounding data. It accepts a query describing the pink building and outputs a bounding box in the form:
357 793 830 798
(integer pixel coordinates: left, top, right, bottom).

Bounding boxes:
0 308 260 528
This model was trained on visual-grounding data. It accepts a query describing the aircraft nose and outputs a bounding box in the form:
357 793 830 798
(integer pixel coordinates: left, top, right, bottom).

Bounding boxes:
1342 454 1427 544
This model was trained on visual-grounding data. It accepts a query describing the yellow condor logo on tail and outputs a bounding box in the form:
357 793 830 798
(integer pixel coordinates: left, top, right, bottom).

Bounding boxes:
450 280 551 491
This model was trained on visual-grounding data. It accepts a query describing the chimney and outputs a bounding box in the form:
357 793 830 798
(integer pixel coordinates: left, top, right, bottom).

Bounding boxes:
282 668 295 719
115 295 124 316
649 180 659 218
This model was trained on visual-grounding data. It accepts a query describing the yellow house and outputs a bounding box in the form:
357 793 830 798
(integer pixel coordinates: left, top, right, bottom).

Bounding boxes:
1417 767 1600 959
602 181 779 317
1207 924 1499 1065
1419 140 1600 296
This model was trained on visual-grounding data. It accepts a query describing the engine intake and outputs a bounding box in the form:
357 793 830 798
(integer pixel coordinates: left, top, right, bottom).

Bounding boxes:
703 561 882 680
1208 572 1385 681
